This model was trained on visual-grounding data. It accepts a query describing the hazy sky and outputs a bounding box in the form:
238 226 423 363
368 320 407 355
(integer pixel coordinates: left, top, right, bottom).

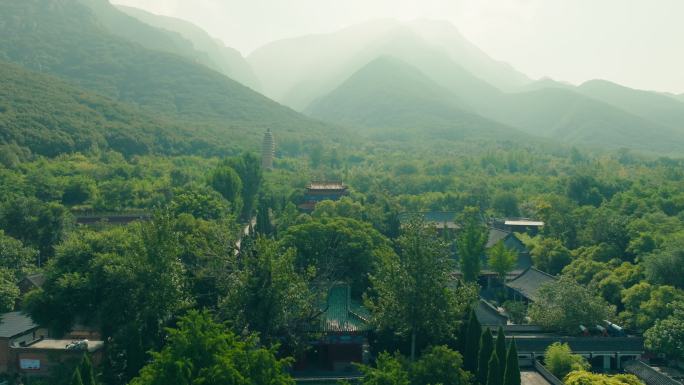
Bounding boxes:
111 0 684 93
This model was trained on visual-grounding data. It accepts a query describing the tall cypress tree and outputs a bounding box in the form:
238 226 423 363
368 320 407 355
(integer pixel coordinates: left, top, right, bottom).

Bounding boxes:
495 326 507 379
80 354 97 385
464 310 482 373
486 351 502 385
71 368 84 385
503 338 521 385
477 329 494 385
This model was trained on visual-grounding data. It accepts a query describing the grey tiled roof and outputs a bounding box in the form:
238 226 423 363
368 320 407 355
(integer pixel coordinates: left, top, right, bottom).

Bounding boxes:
486 228 511 248
0 312 38 338
475 300 508 326
506 267 557 302
623 360 682 385
510 336 644 354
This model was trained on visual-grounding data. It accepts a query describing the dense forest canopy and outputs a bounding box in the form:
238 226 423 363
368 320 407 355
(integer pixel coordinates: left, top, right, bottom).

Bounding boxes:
1 1 684 384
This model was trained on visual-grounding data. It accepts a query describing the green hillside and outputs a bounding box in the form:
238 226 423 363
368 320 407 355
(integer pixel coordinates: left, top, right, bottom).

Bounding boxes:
116 5 261 90
0 60 222 157
578 80 684 130
307 56 518 141
487 87 684 154
0 0 332 149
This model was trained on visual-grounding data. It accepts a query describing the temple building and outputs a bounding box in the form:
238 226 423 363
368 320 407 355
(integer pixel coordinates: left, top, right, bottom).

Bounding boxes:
261 129 275 170
298 181 349 211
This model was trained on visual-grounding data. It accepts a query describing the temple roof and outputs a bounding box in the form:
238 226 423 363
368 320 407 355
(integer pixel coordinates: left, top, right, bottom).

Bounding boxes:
506 268 558 302
475 300 508 326
319 285 371 334
623 360 683 385
307 182 347 191
0 312 38 339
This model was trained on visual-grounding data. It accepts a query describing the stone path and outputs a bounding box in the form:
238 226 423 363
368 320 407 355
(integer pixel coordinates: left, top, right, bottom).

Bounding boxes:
521 371 553 385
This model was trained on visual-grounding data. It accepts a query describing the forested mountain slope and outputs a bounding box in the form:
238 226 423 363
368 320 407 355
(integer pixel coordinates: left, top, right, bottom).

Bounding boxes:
307 56 519 141
0 60 218 157
577 80 684 130
0 0 333 150
116 4 261 90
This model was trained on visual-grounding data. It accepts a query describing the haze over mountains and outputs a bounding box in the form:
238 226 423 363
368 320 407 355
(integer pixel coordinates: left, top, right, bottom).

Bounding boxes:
1 0 684 157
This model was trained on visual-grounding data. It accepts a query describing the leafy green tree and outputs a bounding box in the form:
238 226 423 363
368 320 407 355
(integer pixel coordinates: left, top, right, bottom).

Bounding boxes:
477 329 494 385
543 343 589 379
491 191 519 217
488 241 517 284
367 216 478 360
529 237 571 275
220 238 317 356
644 236 684 289
26 213 190 383
282 216 393 295
357 352 410 385
464 310 482 373
644 301 684 361
169 184 231 221
486 351 502 385
529 277 615 333
0 196 72 259
0 268 19 312
503 339 520 385
503 301 526 325
411 346 470 385
129 310 294 385
62 176 97 206
456 207 487 282
0 230 38 275
226 153 262 220
564 371 643 385
620 283 683 331
208 164 243 215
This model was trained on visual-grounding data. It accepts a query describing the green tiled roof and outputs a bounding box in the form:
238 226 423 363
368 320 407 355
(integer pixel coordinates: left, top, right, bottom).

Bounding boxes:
320 285 371 333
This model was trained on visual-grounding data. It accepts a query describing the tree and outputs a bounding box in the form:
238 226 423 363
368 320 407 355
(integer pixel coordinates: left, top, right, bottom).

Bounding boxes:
25 212 190 383
357 352 410 385
488 241 517 284
564 371 643 385
0 230 38 276
477 329 494 385
367 216 478 360
486 352 502 385
529 277 615 333
644 301 684 361
226 153 262 220
80 354 97 385
208 164 243 215
502 301 526 325
495 327 506 380
169 184 231 221
503 339 520 385
220 238 317 356
411 346 470 385
71 368 84 385
464 310 482 373
491 191 519 217
0 196 72 259
456 207 487 282
130 310 294 385
282 217 393 296
0 268 19 312
644 236 684 289
255 198 273 236
543 343 589 379
529 237 571 276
